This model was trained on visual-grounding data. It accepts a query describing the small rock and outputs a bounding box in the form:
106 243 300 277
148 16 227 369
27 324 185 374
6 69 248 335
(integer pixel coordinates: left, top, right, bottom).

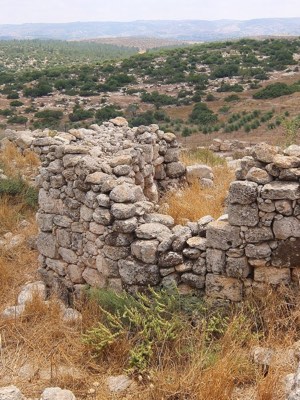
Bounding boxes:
107 375 133 393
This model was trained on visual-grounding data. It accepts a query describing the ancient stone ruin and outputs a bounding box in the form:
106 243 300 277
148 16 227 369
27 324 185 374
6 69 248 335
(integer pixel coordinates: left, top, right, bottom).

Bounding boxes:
4 119 300 303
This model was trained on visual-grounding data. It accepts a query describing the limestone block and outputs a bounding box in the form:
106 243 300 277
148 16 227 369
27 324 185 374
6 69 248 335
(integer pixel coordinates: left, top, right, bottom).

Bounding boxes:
0 386 24 400
182 247 201 259
244 227 274 243
206 248 226 274
39 189 64 214
80 205 93 222
273 217 300 240
143 213 174 227
275 200 293 216
254 267 291 285
103 245 130 261
251 143 279 163
246 167 273 184
226 257 250 278
112 217 138 233
165 162 186 178
192 257 206 275
110 183 144 203
261 182 300 200
172 226 192 251
82 268 106 288
206 221 242 250
158 252 183 267
271 238 300 268
186 164 213 184
181 273 205 289
119 259 160 285
46 259 67 276
131 240 159 264
105 232 134 247
17 281 47 304
187 237 207 251
245 243 271 259
273 154 300 169
228 181 258 204
92 208 112 225
136 223 171 240
205 274 243 302
228 203 259 227
37 233 58 258
111 203 136 219
68 264 84 284
58 248 78 264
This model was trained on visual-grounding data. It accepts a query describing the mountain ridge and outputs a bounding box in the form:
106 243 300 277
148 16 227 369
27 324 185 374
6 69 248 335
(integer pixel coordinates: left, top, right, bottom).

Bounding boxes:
0 18 300 41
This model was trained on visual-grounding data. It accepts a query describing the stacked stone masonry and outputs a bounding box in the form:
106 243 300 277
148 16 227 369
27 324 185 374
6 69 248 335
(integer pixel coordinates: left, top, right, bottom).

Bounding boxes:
4 121 300 302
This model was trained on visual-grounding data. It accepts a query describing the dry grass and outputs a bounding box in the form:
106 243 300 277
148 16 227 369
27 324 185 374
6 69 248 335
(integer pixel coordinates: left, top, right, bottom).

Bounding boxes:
0 142 39 178
161 164 234 224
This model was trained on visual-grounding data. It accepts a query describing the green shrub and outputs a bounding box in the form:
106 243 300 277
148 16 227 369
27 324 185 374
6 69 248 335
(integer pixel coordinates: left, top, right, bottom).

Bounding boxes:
0 176 38 208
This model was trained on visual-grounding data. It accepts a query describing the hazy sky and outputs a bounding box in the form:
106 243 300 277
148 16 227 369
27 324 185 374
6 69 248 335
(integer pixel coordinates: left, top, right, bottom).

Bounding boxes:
1 0 300 24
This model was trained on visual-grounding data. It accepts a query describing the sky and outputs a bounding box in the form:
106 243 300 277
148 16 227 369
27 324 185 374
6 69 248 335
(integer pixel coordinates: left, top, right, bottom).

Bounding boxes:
0 0 300 24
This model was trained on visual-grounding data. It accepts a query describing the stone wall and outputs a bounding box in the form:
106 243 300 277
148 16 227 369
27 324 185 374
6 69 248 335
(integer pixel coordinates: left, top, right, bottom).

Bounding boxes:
3 122 300 303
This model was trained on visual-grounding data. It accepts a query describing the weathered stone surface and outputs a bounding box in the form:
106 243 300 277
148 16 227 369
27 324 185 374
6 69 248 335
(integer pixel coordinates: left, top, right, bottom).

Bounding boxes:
245 243 271 259
246 167 273 184
82 268 106 287
18 281 46 305
271 238 300 267
40 387 76 400
181 273 205 289
206 248 226 274
112 217 138 233
165 162 186 178
119 259 160 285
143 213 174 227
254 267 291 285
59 248 78 264
107 375 132 393
273 154 300 169
39 189 64 214
158 252 183 267
206 221 242 250
37 233 58 258
261 182 300 200
92 208 112 225
136 223 171 240
186 237 207 251
252 143 279 163
186 164 213 183
275 200 293 216
228 181 258 204
103 245 130 261
206 274 243 301
111 203 136 219
182 247 201 259
0 386 24 400
131 240 159 264
226 257 250 278
273 217 300 240
172 226 192 251
244 227 274 243
110 183 144 203
228 203 259 227
192 257 206 275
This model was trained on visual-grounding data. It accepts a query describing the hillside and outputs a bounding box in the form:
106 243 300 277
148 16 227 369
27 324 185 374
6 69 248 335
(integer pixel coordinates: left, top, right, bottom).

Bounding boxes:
0 18 300 41
0 37 300 147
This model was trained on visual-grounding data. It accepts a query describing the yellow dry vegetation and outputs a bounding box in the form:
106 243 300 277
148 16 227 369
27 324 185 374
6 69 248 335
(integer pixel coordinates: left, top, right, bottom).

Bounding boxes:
161 151 234 223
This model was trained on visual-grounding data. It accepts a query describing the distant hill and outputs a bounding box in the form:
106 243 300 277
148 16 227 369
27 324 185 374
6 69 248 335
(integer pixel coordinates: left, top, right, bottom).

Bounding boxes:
0 18 300 41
